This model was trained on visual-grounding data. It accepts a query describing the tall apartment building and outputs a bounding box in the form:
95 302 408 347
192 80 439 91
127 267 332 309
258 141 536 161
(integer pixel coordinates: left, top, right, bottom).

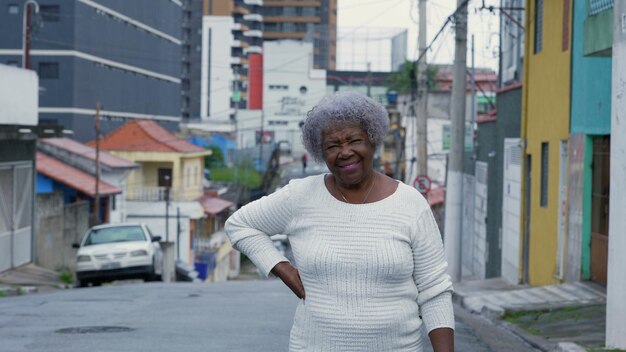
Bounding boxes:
186 0 336 123
0 0 183 142
261 0 337 70
195 0 263 120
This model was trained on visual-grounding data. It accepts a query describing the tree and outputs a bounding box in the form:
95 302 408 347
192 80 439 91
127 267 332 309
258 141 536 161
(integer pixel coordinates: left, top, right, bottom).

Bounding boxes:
387 60 439 94
204 145 225 169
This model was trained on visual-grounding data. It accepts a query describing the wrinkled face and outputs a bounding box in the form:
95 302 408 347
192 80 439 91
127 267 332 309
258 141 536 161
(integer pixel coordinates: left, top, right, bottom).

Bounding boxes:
321 123 375 186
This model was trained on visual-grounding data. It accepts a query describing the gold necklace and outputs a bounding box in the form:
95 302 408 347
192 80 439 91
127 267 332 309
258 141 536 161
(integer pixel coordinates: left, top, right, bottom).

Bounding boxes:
334 174 377 204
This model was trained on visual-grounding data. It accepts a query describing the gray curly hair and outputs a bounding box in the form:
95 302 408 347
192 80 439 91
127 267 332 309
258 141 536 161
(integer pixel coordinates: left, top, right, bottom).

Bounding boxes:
301 91 390 162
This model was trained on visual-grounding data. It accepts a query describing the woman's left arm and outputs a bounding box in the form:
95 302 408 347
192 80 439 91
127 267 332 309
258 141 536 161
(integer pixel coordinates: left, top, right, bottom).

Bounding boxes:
411 206 455 350
429 327 454 352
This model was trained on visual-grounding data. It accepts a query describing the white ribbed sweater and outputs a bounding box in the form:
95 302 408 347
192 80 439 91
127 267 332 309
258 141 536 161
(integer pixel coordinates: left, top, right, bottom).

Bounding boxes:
225 174 454 351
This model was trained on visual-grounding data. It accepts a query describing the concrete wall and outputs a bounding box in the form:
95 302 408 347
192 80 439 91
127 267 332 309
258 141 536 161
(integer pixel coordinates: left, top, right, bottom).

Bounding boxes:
565 134 585 283
475 86 522 279
606 2 626 348
35 193 88 272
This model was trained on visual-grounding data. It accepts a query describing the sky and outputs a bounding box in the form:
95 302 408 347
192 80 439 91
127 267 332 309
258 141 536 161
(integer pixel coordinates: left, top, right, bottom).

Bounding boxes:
337 0 501 72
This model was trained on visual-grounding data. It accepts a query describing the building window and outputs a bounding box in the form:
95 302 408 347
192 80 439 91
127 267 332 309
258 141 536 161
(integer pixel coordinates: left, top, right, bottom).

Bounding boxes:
38 62 59 79
269 84 288 90
589 0 613 16
8 4 19 14
540 142 549 207
40 5 60 22
534 0 543 54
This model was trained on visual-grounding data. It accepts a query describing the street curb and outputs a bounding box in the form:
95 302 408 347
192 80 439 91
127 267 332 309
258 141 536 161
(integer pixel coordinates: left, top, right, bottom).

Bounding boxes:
452 293 556 352
0 285 38 297
0 283 72 297
495 319 556 352
554 342 587 352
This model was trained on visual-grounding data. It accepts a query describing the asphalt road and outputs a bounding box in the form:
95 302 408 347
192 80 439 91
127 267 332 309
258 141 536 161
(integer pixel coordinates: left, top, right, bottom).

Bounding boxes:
0 278 540 352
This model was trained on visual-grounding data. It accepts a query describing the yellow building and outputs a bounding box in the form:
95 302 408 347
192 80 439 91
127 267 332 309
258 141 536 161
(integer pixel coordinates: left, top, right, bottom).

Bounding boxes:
95 120 211 202
521 0 572 285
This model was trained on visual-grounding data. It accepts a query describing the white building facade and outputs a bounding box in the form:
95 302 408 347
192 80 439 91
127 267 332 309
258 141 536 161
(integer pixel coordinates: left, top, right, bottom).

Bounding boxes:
262 40 326 156
201 16 235 125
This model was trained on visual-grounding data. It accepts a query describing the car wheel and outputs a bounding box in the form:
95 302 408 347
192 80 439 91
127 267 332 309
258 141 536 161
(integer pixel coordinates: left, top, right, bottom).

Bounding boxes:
146 258 162 282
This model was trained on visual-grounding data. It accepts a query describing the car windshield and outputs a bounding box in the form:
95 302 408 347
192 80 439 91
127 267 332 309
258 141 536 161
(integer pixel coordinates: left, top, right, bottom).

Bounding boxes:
83 226 147 246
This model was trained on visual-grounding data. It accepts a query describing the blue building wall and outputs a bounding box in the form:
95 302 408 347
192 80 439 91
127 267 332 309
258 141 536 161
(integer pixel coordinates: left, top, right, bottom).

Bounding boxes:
36 174 54 193
570 0 612 135
36 173 78 204
0 0 182 142
188 134 237 166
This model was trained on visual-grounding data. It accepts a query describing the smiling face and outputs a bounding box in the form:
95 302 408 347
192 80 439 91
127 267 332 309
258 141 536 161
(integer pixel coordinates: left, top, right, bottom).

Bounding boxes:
321 123 376 187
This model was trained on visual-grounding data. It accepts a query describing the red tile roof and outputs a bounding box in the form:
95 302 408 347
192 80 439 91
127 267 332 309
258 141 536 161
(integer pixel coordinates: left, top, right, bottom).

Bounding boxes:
36 153 121 196
39 138 137 169
95 120 205 153
198 195 234 215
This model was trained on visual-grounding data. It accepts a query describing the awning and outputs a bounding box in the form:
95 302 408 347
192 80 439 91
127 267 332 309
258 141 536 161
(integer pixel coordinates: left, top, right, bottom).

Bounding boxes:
198 196 234 215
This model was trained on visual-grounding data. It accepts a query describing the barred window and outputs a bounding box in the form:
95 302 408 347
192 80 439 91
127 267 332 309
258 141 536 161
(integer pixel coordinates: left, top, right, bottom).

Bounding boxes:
540 142 549 207
534 0 544 54
589 0 613 16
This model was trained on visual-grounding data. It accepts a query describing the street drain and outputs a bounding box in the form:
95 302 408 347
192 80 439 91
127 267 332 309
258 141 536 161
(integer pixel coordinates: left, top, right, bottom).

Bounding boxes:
56 326 134 334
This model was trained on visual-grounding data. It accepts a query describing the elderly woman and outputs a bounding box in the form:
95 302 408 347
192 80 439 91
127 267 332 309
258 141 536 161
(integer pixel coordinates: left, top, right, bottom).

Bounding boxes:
225 91 455 352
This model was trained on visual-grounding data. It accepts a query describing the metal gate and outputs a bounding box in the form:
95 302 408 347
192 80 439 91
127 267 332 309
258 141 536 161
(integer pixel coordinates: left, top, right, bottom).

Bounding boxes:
473 161 489 279
501 138 522 284
0 162 34 272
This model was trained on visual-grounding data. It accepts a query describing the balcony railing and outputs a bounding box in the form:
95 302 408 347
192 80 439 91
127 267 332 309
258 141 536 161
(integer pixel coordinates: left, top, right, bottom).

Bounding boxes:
128 186 170 201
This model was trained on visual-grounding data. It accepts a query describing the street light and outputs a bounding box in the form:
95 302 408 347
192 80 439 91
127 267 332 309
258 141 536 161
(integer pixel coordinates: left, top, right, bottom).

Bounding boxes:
22 0 40 69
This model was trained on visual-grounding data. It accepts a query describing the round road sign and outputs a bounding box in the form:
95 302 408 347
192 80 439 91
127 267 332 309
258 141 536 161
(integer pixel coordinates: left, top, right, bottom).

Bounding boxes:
413 175 432 194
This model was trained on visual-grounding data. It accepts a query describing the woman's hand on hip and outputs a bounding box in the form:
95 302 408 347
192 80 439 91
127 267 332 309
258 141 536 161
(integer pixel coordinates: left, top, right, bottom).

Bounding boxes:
271 261 305 300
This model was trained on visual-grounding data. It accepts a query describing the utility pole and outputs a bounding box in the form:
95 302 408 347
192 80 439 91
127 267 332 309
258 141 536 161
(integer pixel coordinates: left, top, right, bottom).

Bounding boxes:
22 0 39 69
165 175 170 242
443 0 468 282
93 102 101 225
176 207 181 260
416 0 429 177
366 62 372 97
471 34 476 128
259 109 265 169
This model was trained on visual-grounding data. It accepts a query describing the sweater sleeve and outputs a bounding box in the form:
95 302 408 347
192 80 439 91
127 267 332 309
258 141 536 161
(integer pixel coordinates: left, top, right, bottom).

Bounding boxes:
412 206 455 333
224 183 294 277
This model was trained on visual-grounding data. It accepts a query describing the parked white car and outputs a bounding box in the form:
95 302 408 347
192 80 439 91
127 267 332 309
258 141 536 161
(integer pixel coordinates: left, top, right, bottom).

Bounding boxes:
73 223 163 287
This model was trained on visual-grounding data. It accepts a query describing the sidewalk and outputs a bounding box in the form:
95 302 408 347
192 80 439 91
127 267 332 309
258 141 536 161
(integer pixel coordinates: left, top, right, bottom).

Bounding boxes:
0 264 69 296
453 277 607 352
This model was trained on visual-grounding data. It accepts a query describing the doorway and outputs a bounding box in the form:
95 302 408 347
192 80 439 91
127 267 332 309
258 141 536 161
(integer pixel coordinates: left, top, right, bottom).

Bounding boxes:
590 136 610 285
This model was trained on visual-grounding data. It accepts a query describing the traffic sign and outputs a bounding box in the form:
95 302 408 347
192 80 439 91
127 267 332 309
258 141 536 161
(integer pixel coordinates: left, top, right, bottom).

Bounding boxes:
413 175 432 194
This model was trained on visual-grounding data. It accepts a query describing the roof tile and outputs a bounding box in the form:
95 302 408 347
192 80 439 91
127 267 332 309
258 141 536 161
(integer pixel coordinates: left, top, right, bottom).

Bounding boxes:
96 120 205 153
36 152 121 196
39 138 137 169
